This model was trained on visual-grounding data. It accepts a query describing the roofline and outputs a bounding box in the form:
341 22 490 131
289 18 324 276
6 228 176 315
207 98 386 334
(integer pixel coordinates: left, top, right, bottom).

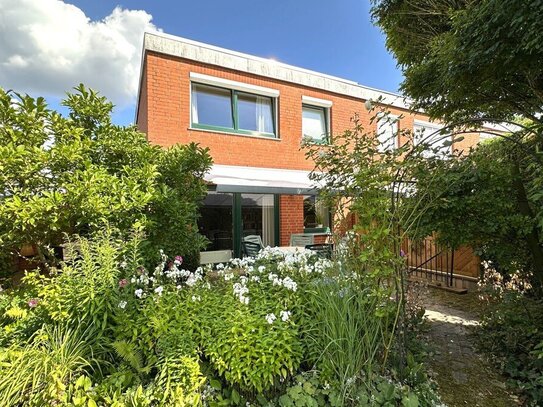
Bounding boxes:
134 32 519 135
134 30 413 124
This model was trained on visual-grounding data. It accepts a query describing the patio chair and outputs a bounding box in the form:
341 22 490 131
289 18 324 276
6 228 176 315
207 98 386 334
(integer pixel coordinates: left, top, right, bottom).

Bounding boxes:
290 233 314 247
305 243 334 259
243 234 264 247
241 241 262 257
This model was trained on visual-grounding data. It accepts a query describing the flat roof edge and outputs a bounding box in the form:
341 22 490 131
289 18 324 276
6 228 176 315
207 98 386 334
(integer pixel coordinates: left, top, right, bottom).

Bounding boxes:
143 31 413 111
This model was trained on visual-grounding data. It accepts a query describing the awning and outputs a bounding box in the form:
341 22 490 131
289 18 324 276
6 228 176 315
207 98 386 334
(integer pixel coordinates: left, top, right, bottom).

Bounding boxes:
204 164 320 195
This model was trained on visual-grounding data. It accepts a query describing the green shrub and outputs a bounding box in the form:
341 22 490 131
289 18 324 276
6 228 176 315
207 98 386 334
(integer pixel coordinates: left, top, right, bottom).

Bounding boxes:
0 86 211 274
477 290 543 405
301 277 390 402
0 324 104 406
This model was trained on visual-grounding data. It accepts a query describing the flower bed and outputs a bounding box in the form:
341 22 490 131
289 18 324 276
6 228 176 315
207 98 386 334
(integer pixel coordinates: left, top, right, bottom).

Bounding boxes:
0 235 441 406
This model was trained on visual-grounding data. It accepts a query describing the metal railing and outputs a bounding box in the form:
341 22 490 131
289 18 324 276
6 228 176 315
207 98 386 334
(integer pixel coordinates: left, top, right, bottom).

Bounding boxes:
404 239 455 287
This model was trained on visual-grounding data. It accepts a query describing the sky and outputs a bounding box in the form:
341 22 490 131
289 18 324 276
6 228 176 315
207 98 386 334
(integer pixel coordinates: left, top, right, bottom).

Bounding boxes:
0 0 403 125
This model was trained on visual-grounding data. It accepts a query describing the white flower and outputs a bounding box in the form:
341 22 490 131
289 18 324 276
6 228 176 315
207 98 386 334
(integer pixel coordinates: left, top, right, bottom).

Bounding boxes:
250 275 260 282
130 277 136 284
216 263 225 270
191 295 201 302
265 313 277 324
282 277 297 292
176 285 182 290
120 261 127 269
186 273 202 287
154 286 164 296
134 289 143 298
258 265 266 273
280 310 291 322
118 300 127 309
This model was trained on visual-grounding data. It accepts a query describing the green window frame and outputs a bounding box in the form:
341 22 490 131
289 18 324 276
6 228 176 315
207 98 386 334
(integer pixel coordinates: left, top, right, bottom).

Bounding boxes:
191 83 278 138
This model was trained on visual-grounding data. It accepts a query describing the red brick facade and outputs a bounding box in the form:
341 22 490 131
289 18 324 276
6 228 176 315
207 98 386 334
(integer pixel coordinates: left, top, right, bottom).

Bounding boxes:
136 38 482 250
136 51 442 171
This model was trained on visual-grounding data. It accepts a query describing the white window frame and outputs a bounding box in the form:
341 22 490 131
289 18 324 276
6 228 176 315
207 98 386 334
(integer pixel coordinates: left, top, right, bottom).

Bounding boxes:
376 113 399 152
413 119 452 158
302 96 332 144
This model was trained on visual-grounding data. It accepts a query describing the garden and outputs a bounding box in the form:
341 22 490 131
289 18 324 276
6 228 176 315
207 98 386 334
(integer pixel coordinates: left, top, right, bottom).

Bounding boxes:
0 86 443 406
2 0 543 403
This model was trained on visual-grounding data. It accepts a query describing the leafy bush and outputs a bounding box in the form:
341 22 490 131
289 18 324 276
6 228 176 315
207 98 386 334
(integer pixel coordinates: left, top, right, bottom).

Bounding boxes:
477 269 543 405
301 277 390 400
0 324 104 406
0 85 211 273
0 231 441 406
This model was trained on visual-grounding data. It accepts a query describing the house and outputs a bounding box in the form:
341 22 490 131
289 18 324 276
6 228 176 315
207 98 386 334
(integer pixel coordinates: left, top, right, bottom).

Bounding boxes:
135 31 483 267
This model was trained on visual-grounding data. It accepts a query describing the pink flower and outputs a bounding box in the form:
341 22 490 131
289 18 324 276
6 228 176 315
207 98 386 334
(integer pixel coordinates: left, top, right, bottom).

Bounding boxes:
118 279 128 288
28 298 39 308
174 256 183 265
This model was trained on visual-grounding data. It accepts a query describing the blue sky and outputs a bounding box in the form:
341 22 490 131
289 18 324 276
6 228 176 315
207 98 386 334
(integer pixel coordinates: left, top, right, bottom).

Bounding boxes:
1 0 403 125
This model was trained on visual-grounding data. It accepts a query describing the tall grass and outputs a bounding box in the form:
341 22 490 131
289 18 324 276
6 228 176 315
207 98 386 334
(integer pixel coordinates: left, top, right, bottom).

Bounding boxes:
0 323 104 406
303 278 387 404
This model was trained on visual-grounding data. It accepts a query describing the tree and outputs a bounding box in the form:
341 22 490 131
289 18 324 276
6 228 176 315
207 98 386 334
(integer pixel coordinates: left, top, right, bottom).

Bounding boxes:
408 136 543 284
0 85 212 273
371 0 543 124
371 0 543 288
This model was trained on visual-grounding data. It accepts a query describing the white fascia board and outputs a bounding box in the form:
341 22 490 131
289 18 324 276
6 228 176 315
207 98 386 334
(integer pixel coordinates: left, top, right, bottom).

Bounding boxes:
143 31 412 110
302 95 333 108
190 72 279 97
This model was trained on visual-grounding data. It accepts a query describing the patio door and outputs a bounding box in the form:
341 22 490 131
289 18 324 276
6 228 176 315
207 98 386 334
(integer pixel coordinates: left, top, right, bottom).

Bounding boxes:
199 192 279 259
240 194 276 248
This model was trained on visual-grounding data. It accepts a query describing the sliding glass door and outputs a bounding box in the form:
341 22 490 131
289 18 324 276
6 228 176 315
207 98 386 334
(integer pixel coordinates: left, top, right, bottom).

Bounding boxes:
199 192 279 258
241 194 276 247
198 192 234 251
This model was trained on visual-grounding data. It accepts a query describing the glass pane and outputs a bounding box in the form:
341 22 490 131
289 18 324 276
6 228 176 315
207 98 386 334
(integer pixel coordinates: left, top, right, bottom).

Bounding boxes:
198 192 233 251
241 194 275 247
414 125 450 158
302 106 327 142
237 93 275 135
303 195 329 228
377 117 398 152
192 84 233 128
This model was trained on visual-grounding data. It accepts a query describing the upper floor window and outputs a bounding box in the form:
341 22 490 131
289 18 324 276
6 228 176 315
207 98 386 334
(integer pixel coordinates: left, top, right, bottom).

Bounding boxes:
413 120 452 158
302 96 332 144
376 114 399 152
190 73 279 138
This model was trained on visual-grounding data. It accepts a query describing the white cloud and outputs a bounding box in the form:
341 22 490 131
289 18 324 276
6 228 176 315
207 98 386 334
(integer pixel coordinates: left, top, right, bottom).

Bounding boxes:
0 0 160 107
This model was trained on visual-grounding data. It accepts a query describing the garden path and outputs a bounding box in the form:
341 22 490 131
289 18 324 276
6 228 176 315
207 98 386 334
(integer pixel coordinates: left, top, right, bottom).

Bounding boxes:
421 288 520 407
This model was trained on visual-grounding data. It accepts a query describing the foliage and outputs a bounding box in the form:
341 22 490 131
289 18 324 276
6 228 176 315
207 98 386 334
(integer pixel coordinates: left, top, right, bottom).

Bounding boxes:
0 226 444 406
407 135 543 287
371 0 543 125
0 85 211 272
0 324 104 406
301 277 389 400
476 265 543 405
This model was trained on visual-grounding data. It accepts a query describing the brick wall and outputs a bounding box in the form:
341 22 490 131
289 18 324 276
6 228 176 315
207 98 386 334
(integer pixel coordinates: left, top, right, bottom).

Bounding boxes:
137 51 484 171
137 51 449 171
279 195 304 246
136 50 486 249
